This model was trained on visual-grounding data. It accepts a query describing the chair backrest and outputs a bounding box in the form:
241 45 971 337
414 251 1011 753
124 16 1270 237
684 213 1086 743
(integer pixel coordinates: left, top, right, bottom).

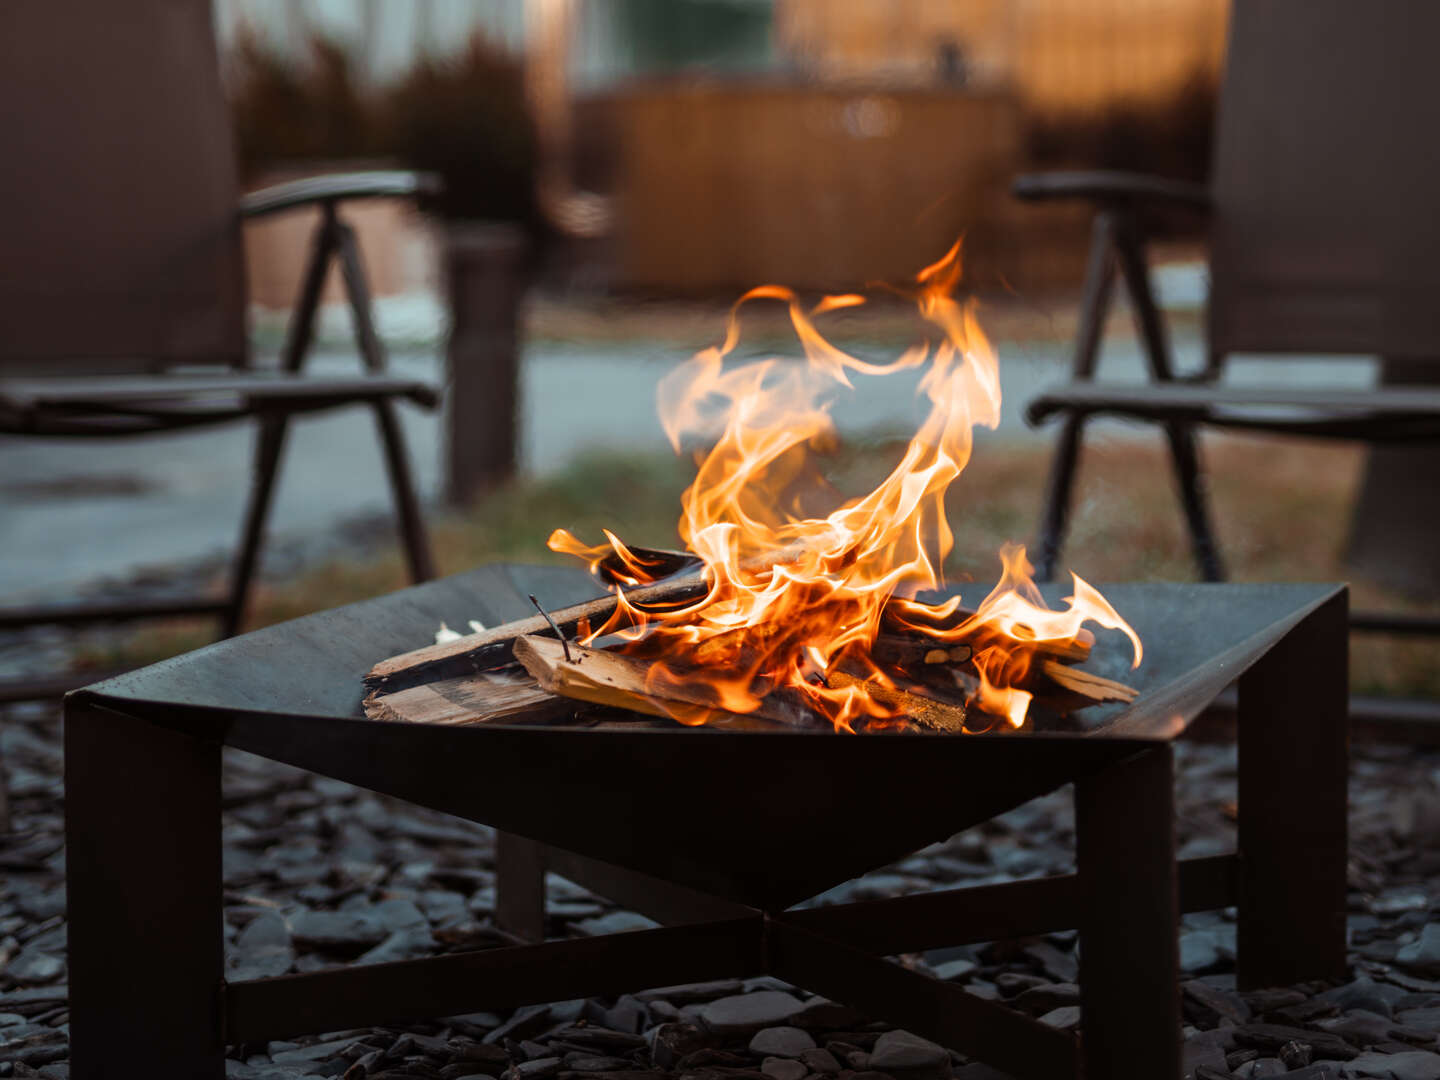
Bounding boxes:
0 0 248 375
1208 0 1440 361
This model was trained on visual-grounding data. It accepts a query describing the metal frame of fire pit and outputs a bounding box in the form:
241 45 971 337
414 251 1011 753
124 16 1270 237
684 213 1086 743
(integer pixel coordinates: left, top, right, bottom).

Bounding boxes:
61 567 1348 1080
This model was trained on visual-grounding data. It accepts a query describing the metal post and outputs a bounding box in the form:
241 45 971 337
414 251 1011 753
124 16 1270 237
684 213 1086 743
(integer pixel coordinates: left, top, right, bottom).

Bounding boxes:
1075 745 1181 1080
1236 590 1349 987
495 831 547 943
65 700 223 1078
444 224 527 506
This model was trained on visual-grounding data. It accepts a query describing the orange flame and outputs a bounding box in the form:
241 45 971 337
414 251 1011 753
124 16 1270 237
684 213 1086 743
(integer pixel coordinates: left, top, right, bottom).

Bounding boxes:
549 241 1140 731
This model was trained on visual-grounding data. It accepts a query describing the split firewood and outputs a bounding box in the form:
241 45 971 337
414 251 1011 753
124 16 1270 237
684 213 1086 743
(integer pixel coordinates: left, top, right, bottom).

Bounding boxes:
880 609 1092 664
1037 659 1138 704
512 634 815 730
364 573 719 698
825 670 970 733
368 556 1104 715
363 670 575 727
1026 628 1094 663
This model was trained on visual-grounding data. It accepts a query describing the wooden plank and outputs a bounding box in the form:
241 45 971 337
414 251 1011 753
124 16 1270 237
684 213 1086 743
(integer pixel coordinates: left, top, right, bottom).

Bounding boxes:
364 573 713 697
1038 658 1138 703
364 670 572 726
826 670 969 733
513 634 814 729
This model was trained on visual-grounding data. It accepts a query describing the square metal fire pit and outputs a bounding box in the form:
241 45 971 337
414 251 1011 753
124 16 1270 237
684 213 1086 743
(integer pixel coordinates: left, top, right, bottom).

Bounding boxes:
62 565 1348 1080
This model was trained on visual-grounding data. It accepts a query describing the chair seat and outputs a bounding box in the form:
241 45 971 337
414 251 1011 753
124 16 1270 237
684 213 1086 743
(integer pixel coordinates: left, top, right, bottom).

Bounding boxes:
0 370 439 435
1027 381 1440 441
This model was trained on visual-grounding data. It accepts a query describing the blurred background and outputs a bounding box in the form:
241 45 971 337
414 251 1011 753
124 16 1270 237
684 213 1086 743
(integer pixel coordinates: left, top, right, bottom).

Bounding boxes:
223 0 1220 303
8 0 1430 700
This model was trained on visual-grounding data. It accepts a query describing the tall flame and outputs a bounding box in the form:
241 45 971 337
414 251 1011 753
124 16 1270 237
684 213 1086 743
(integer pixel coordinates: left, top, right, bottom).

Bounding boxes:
550 241 1139 731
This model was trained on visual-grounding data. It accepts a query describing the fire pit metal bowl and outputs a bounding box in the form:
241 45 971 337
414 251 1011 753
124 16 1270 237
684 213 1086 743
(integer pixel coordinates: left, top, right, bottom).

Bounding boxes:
63 564 1349 1080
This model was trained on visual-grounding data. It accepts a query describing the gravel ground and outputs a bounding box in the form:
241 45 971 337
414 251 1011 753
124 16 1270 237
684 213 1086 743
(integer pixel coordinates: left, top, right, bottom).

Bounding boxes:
1 701 1438 1080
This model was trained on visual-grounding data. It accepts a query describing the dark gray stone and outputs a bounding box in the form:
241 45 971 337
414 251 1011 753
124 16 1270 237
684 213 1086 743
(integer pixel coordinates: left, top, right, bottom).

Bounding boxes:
3 948 64 986
1184 1032 1230 1078
748 1027 816 1059
373 898 428 933
228 911 294 981
604 995 648 1035
1341 1049 1440 1079
799 1047 841 1074
563 1056 633 1072
1237 1060 1286 1078
289 910 387 951
634 981 744 1006
868 1030 948 1071
1279 1039 1313 1068
1399 926 1440 976
760 1059 807 1080
508 1057 562 1080
696 993 806 1036
930 959 977 982
1315 1010 1401 1047
1038 1006 1080 1030
1398 1006 1440 1033
789 997 866 1031
269 1037 361 1064
1010 983 1079 1016
572 912 659 937
1319 977 1406 1019
483 1003 553 1045
1184 980 1252 1026
1234 1024 1359 1061
355 926 437 965
1023 942 1078 983
1180 931 1225 975
550 1027 645 1051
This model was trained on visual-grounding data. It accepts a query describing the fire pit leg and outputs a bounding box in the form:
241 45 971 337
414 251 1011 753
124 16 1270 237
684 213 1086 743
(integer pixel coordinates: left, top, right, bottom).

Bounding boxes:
496 832 547 943
64 700 224 1079
1075 745 1180 1080
1236 590 1349 987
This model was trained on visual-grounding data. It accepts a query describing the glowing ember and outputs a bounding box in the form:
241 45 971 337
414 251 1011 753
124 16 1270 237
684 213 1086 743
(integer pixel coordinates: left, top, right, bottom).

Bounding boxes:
549 241 1140 732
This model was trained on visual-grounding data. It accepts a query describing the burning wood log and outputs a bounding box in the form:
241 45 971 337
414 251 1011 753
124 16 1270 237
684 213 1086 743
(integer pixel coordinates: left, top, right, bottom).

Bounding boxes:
363 582 1101 701
366 601 1120 728
364 573 715 698
1036 659 1138 704
366 670 572 727
825 671 970 733
513 634 816 730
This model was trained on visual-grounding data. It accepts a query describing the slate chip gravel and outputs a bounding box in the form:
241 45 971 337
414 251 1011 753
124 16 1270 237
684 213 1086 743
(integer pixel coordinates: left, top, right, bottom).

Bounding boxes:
0 703 1438 1079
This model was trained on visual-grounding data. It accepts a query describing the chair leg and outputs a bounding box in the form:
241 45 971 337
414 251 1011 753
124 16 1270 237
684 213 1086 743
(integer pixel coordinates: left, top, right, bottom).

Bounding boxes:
65 700 224 1078
223 416 290 638
372 399 435 583
1033 214 1116 583
1034 415 1085 582
1114 214 1226 582
1164 422 1226 582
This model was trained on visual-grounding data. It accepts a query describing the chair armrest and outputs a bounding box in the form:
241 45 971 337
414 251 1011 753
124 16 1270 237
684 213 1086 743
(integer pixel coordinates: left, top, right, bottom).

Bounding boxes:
1012 170 1211 211
240 170 440 219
